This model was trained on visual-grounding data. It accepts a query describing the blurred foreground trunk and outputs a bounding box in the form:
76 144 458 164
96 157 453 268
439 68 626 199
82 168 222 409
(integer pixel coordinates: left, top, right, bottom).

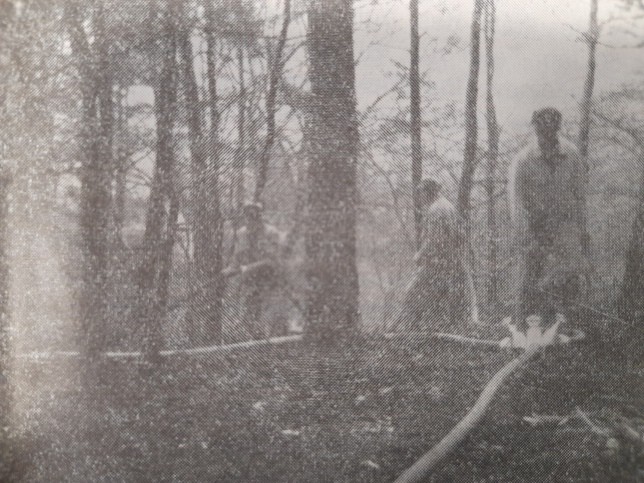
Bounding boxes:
138 1 178 362
180 23 223 345
67 2 114 362
305 0 360 344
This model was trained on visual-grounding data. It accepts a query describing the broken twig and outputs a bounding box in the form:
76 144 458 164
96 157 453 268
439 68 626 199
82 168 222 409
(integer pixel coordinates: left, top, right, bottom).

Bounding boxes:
576 407 610 436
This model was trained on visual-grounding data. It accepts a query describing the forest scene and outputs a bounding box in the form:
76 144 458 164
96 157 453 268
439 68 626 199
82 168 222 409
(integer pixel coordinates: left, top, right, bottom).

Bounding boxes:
0 0 642 481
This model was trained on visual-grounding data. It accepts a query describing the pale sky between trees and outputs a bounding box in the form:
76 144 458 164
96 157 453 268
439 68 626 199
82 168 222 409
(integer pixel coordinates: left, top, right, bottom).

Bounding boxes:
127 0 642 132
354 0 642 130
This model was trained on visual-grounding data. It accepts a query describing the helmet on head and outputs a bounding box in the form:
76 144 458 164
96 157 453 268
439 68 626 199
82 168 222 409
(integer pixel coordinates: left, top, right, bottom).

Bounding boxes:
531 107 562 132
416 177 442 196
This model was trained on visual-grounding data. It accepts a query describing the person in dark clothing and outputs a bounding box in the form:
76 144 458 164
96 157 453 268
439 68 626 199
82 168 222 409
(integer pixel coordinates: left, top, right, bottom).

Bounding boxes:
229 202 289 339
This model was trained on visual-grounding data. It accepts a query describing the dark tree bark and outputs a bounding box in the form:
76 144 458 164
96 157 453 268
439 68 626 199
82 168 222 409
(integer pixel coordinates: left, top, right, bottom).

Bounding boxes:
484 0 500 306
67 2 114 361
235 46 247 217
577 0 598 299
254 0 291 204
180 14 225 344
156 187 180 327
180 27 207 340
305 0 360 343
457 0 484 229
114 87 127 243
579 0 599 159
200 0 225 344
138 0 178 362
410 0 423 249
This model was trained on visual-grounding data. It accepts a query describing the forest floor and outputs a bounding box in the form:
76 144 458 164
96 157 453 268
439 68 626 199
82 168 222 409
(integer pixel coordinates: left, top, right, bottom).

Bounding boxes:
4 321 643 482
2 208 642 482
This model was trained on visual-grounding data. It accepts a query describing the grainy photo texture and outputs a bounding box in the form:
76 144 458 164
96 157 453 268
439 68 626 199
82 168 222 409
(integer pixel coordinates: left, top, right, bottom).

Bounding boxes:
0 0 642 481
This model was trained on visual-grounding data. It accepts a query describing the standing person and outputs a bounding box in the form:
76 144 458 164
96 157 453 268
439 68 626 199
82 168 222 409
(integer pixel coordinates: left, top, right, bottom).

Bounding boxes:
508 107 591 333
228 201 289 339
392 178 476 331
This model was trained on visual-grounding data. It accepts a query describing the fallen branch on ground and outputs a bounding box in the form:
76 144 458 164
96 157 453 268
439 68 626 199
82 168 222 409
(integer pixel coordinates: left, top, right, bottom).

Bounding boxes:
523 414 571 427
394 346 540 483
576 407 610 436
523 410 644 448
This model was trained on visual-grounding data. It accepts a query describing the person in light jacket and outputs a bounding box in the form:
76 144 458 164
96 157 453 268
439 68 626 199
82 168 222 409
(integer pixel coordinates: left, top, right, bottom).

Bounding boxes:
508 107 591 331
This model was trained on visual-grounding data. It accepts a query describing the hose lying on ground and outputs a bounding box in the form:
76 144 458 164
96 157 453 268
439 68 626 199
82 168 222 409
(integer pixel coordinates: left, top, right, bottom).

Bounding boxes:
384 329 585 347
394 327 586 482
17 334 304 360
394 346 540 483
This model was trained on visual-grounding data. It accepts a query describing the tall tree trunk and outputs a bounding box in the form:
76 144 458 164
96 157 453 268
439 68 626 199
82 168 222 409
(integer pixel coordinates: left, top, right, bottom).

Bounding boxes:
284 115 310 258
180 28 206 342
235 46 246 217
156 187 180 327
203 0 225 344
114 87 127 243
306 0 360 344
577 0 598 299
578 0 599 159
139 1 178 362
254 0 291 204
94 3 115 352
484 0 499 306
67 2 114 362
181 20 225 344
457 0 484 230
410 0 423 249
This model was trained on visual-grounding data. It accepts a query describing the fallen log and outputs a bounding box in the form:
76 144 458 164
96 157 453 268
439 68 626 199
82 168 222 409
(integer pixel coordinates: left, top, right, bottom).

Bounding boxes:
394 346 539 483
